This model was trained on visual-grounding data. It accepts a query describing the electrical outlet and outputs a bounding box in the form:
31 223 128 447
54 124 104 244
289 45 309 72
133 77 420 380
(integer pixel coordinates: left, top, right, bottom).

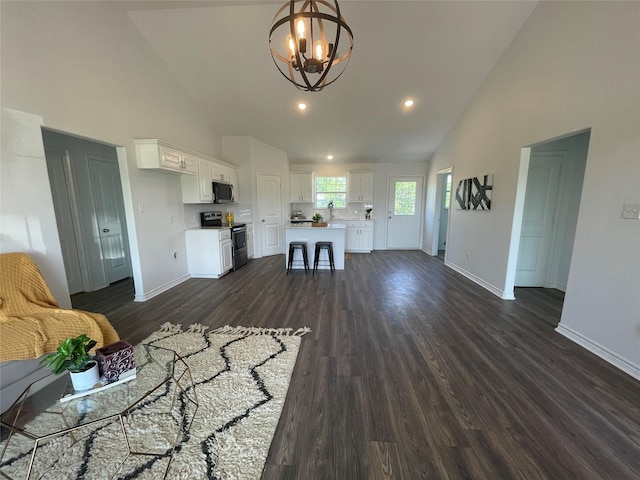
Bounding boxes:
621 203 640 219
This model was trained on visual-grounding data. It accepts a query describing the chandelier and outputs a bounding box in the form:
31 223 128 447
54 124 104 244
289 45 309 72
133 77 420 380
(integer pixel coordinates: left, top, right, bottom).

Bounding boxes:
269 0 354 92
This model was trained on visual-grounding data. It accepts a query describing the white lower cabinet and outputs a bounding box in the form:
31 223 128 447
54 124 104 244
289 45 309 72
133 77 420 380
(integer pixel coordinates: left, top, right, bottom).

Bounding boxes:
346 220 373 253
185 228 233 278
220 236 233 273
246 224 255 258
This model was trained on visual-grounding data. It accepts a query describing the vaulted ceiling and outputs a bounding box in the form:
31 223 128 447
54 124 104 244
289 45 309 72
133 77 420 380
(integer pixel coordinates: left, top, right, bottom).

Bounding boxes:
118 1 537 164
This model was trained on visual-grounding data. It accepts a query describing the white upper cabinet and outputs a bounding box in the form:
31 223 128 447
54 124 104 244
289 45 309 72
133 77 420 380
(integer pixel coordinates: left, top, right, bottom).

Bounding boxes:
290 172 314 202
348 171 374 202
181 157 214 203
134 139 198 175
211 162 231 183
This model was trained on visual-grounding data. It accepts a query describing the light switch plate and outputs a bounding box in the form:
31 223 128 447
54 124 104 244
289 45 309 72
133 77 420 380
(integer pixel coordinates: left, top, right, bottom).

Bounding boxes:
621 203 640 219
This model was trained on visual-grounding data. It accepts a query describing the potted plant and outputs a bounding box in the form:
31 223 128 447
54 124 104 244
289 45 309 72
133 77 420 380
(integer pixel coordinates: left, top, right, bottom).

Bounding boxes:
40 334 101 391
312 213 327 227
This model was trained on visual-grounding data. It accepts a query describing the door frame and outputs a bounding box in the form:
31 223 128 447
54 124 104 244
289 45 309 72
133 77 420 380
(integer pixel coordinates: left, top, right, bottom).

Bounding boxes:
505 129 590 299
42 129 134 294
431 167 453 257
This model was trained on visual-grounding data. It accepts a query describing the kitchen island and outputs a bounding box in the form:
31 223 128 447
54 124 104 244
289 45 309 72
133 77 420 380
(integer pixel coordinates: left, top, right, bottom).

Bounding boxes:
285 224 346 270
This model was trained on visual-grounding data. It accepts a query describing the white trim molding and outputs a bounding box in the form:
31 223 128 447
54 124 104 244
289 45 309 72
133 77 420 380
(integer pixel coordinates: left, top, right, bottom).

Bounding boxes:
445 260 514 300
134 274 190 302
556 323 640 381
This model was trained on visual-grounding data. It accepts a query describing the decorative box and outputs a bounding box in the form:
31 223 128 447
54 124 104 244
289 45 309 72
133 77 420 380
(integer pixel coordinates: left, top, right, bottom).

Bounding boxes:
96 340 136 384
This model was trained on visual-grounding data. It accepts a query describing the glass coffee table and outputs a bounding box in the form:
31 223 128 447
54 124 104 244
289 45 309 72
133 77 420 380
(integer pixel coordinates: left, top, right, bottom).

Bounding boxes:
0 344 198 480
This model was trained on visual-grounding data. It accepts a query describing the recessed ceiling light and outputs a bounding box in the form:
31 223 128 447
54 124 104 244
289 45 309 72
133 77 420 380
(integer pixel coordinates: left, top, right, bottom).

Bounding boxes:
327 155 334 160
403 99 415 108
297 102 307 111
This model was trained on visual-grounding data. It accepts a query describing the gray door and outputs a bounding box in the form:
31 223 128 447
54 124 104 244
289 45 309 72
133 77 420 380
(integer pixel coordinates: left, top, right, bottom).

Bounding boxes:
88 155 132 284
46 150 84 294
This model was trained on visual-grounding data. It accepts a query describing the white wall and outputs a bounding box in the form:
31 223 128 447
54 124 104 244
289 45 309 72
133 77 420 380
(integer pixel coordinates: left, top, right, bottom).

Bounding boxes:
1 1 223 301
291 162 428 250
1 109 71 309
222 136 290 257
425 2 640 378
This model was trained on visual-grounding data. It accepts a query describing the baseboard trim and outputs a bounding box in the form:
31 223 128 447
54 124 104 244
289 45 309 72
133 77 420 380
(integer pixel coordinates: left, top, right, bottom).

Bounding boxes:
134 274 191 302
445 261 515 300
556 323 640 381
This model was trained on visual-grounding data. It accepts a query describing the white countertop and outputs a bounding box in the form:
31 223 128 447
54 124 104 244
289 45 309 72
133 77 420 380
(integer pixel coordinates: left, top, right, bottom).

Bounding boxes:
286 223 346 229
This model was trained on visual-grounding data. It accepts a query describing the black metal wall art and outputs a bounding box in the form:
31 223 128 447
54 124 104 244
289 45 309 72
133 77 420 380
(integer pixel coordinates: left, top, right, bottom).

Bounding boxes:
455 174 493 210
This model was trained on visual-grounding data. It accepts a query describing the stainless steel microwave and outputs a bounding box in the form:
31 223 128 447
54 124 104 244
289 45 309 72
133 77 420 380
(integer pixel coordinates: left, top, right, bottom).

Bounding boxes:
212 181 234 204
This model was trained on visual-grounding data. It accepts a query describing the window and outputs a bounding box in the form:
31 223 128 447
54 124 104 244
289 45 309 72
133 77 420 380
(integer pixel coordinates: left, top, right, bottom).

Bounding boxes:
394 181 417 215
315 177 346 209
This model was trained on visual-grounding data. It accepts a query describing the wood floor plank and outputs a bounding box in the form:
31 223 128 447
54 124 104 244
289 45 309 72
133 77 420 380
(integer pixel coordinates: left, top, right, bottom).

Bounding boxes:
366 441 407 480
70 251 640 480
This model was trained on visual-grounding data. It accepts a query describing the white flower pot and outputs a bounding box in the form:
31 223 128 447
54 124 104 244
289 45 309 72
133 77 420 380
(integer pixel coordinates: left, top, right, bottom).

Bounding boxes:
69 361 100 391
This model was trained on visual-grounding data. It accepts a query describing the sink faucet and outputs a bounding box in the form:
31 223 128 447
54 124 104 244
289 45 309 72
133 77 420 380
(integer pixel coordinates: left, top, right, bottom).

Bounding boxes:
328 201 334 219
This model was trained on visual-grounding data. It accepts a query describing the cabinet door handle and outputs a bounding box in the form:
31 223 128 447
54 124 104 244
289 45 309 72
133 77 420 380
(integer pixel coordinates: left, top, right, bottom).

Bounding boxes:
102 228 110 233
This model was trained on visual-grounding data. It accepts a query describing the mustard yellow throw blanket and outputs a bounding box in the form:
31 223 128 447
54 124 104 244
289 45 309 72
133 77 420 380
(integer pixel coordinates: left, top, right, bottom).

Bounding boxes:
0 253 119 362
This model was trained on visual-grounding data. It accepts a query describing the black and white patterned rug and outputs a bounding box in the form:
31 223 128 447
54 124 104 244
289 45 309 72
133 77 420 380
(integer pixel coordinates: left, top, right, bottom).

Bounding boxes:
0 323 310 480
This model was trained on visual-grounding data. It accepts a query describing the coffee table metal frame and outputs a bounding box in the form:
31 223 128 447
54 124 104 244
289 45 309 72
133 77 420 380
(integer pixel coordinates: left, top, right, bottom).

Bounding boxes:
0 344 198 480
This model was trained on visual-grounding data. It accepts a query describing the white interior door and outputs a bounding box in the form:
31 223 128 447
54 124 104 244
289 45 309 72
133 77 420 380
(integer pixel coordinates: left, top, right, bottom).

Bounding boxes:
386 176 424 249
46 151 84 294
88 155 132 283
515 154 561 286
258 174 283 257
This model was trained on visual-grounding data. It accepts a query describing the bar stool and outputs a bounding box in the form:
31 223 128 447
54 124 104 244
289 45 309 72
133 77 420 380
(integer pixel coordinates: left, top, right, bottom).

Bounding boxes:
287 242 309 274
313 241 335 274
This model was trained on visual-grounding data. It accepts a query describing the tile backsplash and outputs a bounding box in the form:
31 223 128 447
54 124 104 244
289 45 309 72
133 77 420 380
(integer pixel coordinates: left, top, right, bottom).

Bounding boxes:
291 202 374 221
183 204 253 228
182 202 374 229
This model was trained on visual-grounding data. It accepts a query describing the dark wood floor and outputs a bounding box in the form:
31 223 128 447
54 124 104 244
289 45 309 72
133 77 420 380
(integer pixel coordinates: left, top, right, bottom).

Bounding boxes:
72 251 640 480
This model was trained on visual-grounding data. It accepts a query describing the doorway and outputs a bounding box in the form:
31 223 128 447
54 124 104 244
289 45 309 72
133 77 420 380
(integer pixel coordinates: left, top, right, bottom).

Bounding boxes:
43 129 132 294
386 176 424 249
432 168 453 259
507 130 590 297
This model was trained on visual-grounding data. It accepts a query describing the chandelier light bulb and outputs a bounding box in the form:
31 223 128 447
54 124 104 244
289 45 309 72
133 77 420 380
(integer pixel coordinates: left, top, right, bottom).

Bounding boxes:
315 42 324 60
288 35 296 56
297 19 305 38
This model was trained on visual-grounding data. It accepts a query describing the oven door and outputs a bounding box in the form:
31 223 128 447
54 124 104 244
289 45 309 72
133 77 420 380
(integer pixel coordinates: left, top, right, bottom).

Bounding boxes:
232 227 248 270
232 227 246 251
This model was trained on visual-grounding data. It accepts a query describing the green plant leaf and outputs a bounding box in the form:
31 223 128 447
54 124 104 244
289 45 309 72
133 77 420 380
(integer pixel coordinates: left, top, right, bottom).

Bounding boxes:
40 334 98 374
